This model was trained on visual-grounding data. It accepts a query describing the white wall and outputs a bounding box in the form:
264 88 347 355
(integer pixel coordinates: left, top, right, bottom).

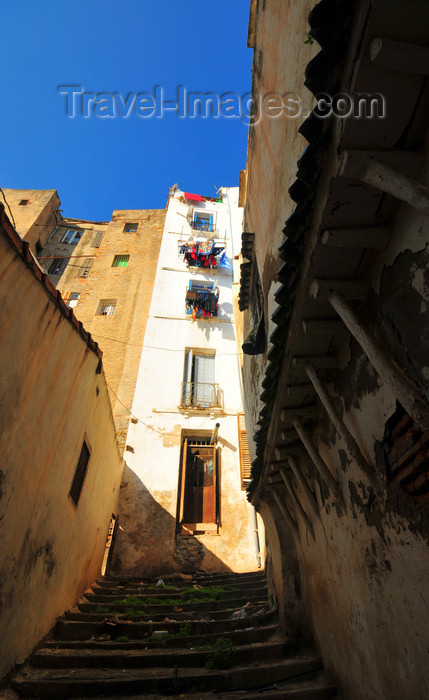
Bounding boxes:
110 187 259 575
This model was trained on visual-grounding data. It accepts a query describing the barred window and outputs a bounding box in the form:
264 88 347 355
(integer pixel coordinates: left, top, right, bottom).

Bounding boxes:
96 299 117 316
123 222 138 233
112 255 130 268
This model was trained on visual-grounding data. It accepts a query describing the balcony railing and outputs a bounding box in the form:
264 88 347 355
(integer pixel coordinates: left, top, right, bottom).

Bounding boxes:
180 382 223 409
190 221 217 234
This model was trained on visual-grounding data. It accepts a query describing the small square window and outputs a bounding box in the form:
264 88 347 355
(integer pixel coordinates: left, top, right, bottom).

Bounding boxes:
18 199 29 206
60 291 80 309
112 255 130 268
61 229 83 245
123 222 138 233
69 440 91 506
96 299 117 316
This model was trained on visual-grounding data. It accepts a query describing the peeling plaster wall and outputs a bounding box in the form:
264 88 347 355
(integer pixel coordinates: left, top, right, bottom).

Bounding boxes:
0 227 124 680
242 0 318 452
110 188 259 576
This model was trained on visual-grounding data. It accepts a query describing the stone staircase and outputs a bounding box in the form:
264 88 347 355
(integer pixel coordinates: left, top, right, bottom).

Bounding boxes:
10 570 338 698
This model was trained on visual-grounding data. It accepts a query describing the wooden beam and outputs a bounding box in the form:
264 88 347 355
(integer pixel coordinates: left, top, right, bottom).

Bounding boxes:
304 363 380 493
321 227 390 249
279 468 314 533
302 319 348 335
340 152 429 215
286 383 315 398
310 279 369 301
293 418 344 504
280 405 317 423
286 457 320 518
329 291 429 429
271 489 298 534
370 37 429 75
274 443 304 461
280 430 298 442
293 355 338 369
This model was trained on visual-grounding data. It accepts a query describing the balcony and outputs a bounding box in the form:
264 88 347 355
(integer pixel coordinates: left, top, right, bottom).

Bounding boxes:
180 382 223 410
190 220 218 235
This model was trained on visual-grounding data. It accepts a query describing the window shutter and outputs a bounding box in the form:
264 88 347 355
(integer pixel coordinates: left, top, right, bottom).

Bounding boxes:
91 231 104 247
77 258 94 278
238 413 251 489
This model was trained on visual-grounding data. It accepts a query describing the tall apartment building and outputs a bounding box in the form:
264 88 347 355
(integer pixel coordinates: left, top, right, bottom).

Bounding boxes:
39 209 166 449
109 186 261 575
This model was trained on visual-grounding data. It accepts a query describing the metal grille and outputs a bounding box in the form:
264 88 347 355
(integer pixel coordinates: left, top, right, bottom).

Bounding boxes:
123 222 138 233
112 255 130 268
69 441 90 505
180 382 222 409
96 299 117 316
190 221 216 233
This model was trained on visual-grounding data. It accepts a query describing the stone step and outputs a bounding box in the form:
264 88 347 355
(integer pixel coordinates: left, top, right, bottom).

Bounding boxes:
96 571 266 589
89 581 268 596
72 673 338 699
68 602 268 622
42 624 283 650
12 653 323 698
30 640 290 669
80 593 267 611
53 609 278 640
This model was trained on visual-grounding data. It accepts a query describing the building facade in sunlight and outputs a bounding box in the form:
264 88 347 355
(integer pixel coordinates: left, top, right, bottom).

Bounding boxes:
109 186 261 575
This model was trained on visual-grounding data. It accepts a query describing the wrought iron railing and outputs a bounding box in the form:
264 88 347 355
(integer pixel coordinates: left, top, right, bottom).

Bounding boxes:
180 382 223 409
190 221 217 234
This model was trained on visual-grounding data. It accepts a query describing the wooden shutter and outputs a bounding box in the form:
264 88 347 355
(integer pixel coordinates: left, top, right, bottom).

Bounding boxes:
77 258 94 278
179 438 188 523
238 413 251 489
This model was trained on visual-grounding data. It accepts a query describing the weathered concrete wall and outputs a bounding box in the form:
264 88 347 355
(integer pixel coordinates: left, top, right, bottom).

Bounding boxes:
240 1 429 698
242 0 318 454
39 209 165 451
0 212 124 680
110 188 259 576
3 188 60 255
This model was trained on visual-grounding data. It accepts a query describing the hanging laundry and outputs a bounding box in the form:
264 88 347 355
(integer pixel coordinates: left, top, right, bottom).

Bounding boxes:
184 192 204 201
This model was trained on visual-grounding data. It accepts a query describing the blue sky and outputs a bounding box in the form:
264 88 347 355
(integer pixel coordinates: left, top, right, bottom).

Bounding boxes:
1 1 252 220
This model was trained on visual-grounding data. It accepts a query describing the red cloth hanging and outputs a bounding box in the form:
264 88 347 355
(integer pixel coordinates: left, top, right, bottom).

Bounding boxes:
184 192 203 201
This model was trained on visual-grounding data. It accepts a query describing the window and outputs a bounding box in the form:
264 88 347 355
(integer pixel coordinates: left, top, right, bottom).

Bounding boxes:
60 291 80 309
76 258 94 278
185 280 219 319
35 240 43 255
61 229 83 245
178 435 219 531
91 231 104 248
123 222 138 233
96 299 117 316
112 254 130 268
238 413 251 489
69 440 91 506
18 199 29 206
191 210 215 233
181 350 220 408
48 257 68 275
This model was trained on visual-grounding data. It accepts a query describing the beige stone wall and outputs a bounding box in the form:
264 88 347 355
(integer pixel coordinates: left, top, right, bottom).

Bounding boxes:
0 215 124 681
40 209 165 451
2 188 61 255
